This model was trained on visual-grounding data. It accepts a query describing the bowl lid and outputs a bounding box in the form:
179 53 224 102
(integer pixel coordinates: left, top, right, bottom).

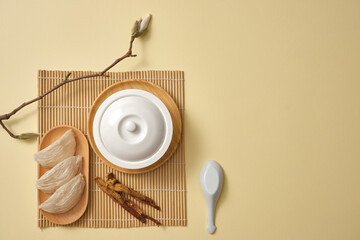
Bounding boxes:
92 89 173 169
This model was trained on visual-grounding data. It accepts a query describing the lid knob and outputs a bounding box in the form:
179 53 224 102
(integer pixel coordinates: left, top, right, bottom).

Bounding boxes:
125 120 137 132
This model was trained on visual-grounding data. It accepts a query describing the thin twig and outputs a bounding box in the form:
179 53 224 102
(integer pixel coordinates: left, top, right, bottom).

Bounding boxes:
0 36 136 138
0 121 16 138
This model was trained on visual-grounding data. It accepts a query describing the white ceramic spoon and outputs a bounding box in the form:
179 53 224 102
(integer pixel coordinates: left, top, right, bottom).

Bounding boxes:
200 160 223 234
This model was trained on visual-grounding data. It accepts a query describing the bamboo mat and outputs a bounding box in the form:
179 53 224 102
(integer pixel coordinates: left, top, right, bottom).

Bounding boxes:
37 70 186 228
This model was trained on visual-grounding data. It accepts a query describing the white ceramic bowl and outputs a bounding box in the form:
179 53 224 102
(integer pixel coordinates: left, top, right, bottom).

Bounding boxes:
92 89 173 169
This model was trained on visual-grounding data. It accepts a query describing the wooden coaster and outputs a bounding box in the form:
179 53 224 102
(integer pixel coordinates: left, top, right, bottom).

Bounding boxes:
87 80 182 174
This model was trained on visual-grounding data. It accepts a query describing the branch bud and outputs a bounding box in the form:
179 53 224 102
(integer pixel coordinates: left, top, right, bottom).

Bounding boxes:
15 132 39 140
131 14 152 38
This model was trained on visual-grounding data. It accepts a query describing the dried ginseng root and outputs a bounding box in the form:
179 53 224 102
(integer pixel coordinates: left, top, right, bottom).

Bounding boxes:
95 176 161 226
106 173 161 210
122 197 162 226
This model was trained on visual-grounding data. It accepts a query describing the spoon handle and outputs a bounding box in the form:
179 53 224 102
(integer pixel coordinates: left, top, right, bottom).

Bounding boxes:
205 198 216 234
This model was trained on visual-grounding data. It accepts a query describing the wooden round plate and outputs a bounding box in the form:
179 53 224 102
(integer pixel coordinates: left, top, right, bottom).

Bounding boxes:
38 125 89 225
87 80 182 174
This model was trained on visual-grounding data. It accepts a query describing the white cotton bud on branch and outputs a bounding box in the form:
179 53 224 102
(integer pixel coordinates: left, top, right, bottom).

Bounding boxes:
139 14 151 34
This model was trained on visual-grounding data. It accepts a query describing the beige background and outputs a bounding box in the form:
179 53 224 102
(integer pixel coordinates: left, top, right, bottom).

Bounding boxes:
1 0 360 239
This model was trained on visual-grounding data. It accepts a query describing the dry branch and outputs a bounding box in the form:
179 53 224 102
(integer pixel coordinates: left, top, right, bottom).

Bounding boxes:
0 14 152 139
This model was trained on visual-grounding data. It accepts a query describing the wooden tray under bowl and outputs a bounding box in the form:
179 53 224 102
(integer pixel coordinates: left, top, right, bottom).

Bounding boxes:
37 125 89 225
87 79 182 174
